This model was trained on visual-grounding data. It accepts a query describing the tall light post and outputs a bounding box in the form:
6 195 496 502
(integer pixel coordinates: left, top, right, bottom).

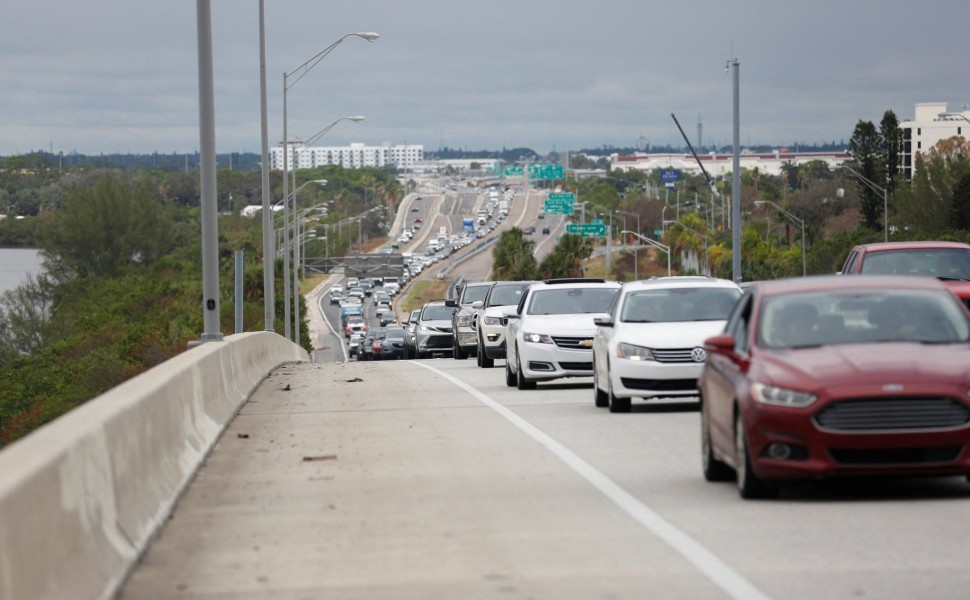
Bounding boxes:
196 0 222 343
842 165 888 243
622 230 670 277
668 220 709 275
281 32 378 343
754 200 805 276
257 0 274 332
289 118 362 345
617 210 640 280
728 58 741 283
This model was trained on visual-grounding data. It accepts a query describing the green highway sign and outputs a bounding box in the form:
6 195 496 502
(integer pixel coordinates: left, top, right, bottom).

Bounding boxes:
504 166 525 176
528 163 564 180
544 200 573 214
566 223 606 237
544 192 575 215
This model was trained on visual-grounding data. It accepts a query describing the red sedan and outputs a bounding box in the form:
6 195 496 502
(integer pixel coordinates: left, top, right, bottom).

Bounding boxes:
699 275 970 498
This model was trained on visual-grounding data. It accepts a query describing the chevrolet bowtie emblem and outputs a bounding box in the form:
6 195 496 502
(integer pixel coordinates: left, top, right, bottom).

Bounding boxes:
580 339 593 347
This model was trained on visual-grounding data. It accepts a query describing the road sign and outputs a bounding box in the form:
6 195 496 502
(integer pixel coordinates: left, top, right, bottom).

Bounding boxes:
504 166 524 176
566 223 606 237
660 169 681 183
528 163 563 180
544 192 575 215
543 200 573 214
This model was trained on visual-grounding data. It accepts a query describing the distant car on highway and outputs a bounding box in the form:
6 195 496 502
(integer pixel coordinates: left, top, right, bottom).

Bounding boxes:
474 280 535 368
591 276 742 413
504 278 621 389
380 326 407 360
404 308 421 359
446 281 494 360
415 300 457 359
838 240 970 310
699 275 970 498
523 226 536 235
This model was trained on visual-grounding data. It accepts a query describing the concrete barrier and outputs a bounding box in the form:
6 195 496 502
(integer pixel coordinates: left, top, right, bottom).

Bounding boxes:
0 332 309 600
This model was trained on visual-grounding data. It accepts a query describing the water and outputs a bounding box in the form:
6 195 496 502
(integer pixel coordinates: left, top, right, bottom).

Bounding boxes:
0 248 43 295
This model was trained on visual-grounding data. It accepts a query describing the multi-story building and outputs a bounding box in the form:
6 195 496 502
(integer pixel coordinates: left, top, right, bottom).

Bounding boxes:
610 150 850 178
269 142 423 171
899 102 970 181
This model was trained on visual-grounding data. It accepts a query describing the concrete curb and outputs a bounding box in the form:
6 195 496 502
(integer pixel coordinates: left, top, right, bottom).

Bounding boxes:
0 331 308 600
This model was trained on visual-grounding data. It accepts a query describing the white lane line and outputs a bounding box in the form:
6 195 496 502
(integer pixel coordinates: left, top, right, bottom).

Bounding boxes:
414 361 772 600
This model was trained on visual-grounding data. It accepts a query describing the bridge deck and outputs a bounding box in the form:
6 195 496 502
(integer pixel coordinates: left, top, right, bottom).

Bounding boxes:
118 360 716 599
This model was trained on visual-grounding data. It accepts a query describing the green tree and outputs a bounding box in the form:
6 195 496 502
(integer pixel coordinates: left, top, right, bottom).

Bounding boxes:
493 228 537 280
951 173 970 231
39 175 180 279
538 233 593 278
849 120 883 231
880 110 902 196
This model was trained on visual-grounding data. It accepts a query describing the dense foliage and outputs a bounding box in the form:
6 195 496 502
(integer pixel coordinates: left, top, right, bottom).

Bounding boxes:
0 162 401 447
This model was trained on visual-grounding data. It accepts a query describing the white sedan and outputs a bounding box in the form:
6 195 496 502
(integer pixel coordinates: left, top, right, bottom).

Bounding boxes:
504 279 621 390
591 276 742 412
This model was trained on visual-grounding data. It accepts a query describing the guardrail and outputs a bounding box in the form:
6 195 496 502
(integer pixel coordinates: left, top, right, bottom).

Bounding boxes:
0 332 309 600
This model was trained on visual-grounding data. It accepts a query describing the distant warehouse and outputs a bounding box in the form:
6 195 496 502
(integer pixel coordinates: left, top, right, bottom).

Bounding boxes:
270 141 423 171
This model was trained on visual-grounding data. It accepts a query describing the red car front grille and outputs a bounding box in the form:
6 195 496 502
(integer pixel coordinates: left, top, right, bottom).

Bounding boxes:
814 397 970 431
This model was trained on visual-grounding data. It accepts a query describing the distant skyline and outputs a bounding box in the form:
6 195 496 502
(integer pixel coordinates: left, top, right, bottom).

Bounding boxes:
2 1 966 157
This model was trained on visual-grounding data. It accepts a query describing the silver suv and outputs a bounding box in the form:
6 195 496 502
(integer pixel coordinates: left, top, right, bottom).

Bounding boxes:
415 301 457 359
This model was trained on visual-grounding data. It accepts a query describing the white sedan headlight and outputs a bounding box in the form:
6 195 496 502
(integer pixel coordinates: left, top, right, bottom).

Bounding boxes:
523 332 553 344
616 342 655 361
751 383 817 407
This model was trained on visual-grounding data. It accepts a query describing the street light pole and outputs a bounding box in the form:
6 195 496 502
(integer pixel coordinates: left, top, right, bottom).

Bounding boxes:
289 118 362 346
843 165 888 243
281 32 378 343
617 210 640 280
196 0 222 343
257 0 274 332
622 230 670 277
754 200 806 276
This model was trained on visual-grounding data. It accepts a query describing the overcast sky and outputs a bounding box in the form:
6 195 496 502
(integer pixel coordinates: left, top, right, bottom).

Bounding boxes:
2 1 967 157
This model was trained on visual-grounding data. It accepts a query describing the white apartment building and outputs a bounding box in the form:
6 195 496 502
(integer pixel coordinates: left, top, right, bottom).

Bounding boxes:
610 150 850 178
899 102 970 180
269 142 423 171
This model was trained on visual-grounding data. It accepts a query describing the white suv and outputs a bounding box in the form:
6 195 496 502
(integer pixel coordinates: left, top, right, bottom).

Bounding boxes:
591 276 742 412
474 280 534 368
504 279 621 390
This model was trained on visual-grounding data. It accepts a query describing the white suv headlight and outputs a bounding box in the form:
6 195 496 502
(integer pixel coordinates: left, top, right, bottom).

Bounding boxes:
616 342 655 361
751 383 817 407
523 332 553 344
483 315 503 326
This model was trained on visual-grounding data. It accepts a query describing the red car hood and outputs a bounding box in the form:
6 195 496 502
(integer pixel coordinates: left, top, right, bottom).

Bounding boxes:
756 343 970 392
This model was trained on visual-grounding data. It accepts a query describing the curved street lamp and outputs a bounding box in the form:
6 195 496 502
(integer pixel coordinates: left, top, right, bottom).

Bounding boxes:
280 32 378 342
754 200 806 276
288 117 363 345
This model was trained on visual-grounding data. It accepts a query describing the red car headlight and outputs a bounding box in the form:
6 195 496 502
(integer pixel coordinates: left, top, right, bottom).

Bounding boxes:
751 383 817 408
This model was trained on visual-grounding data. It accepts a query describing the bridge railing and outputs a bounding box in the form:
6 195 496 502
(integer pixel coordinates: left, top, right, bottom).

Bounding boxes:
0 331 308 600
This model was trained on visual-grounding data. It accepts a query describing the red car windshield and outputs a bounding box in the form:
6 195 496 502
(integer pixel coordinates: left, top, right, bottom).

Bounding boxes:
758 290 970 349
861 248 970 279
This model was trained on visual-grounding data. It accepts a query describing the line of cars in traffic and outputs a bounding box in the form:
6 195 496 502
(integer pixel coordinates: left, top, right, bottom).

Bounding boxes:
393 240 970 499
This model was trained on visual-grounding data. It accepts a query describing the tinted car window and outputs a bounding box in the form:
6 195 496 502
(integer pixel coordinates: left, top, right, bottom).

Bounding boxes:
527 287 618 315
487 283 531 307
620 288 740 323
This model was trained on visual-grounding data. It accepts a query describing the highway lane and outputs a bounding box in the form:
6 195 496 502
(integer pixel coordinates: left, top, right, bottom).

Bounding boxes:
119 355 970 599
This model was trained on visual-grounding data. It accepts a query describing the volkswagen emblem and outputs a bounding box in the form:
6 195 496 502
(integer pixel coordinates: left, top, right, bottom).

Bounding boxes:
691 347 707 362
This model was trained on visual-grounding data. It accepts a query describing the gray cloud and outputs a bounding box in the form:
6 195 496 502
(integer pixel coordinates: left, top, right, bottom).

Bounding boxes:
1 0 967 156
